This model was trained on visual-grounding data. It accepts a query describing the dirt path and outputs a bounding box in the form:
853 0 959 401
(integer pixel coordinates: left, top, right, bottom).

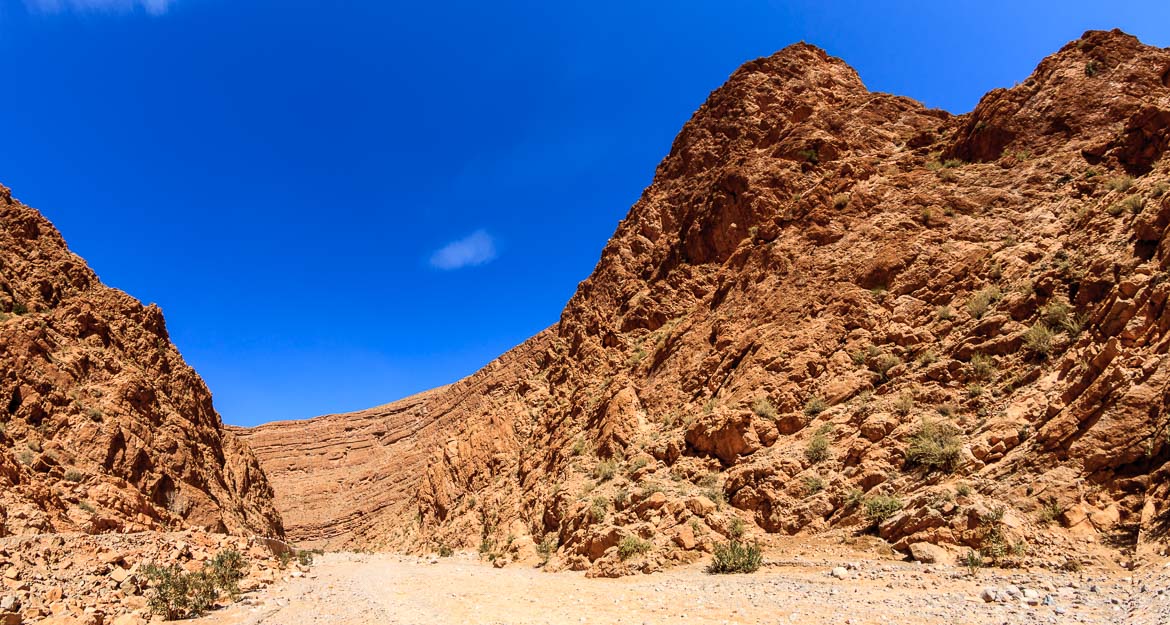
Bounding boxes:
192 550 1169 625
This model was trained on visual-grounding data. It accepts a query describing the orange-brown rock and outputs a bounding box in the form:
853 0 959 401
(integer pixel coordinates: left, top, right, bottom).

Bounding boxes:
0 186 281 537
229 388 447 548
247 30 1170 572
0 530 300 622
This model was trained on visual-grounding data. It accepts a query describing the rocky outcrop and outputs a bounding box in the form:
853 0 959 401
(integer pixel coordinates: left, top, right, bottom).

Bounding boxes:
230 389 445 548
249 30 1170 573
235 332 553 549
0 186 282 537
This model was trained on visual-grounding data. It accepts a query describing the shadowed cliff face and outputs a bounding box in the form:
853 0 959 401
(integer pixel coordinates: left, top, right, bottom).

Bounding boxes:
248 29 1170 574
0 186 282 537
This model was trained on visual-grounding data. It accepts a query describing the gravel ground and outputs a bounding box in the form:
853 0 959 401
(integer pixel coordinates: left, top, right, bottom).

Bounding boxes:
197 552 1168 625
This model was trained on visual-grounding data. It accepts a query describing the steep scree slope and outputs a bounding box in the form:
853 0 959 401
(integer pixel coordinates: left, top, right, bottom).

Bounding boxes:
0 185 282 537
250 30 1170 575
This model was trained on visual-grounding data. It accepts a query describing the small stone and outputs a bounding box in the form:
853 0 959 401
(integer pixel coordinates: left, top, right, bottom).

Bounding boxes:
908 543 952 565
981 588 998 603
0 612 19 625
830 567 849 579
45 586 63 603
109 567 130 584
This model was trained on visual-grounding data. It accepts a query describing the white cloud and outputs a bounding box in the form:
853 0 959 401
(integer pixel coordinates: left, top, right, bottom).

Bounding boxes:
429 230 497 271
24 0 174 15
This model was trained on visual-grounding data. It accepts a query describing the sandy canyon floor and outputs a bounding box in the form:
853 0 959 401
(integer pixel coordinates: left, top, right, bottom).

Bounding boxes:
194 545 1168 625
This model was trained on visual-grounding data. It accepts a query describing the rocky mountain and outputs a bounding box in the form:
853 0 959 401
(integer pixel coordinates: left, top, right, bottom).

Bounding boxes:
245 29 1170 575
0 185 282 538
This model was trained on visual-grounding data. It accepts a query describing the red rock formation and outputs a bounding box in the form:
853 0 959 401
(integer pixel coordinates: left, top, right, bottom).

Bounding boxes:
248 30 1170 574
0 185 281 537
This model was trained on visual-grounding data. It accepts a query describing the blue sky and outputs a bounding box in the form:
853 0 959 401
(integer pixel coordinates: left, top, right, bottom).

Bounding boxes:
2 1 1168 426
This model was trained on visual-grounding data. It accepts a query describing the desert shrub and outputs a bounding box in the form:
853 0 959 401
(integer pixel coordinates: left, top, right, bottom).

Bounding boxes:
614 488 630 509
478 538 494 555
617 535 652 561
1106 175 1134 192
917 349 938 366
936 305 954 321
802 397 827 417
728 517 746 540
832 193 850 209
893 394 914 416
277 550 293 569
589 497 608 523
966 286 1001 319
11 301 28 315
63 469 84 483
207 549 246 600
437 544 454 557
863 495 903 526
593 460 617 482
1023 322 1055 357
1041 299 1071 327
871 353 901 381
964 550 984 576
844 488 864 509
943 158 963 168
970 353 995 381
801 475 824 496
805 427 831 464
1152 183 1168 198
142 550 246 621
956 483 972 497
295 550 314 567
906 420 963 472
707 539 762 574
536 535 557 565
1037 498 1065 526
142 564 216 620
78 500 96 514
751 397 777 420
977 506 1010 562
1120 195 1144 214
1062 312 1087 337
966 383 984 398
570 438 587 456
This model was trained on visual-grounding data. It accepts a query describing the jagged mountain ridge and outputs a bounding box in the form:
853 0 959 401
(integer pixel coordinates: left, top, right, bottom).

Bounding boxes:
246 30 1170 574
0 185 282 537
